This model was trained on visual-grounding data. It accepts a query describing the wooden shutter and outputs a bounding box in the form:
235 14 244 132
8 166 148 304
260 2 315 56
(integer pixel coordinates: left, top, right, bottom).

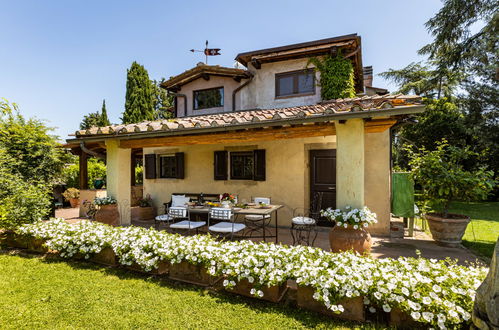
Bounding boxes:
253 149 266 181
144 154 156 179
214 151 228 180
175 152 185 179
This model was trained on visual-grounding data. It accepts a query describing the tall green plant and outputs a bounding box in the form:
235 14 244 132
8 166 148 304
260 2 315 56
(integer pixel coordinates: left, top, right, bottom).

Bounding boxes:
407 139 495 217
307 54 356 100
122 61 155 124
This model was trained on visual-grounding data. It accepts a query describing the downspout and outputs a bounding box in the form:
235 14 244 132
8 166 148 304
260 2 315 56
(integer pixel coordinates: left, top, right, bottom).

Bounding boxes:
172 93 187 117
80 141 106 159
232 75 253 111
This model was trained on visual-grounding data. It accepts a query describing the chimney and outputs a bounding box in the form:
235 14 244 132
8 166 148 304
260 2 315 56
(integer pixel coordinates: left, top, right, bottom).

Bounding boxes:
363 66 373 87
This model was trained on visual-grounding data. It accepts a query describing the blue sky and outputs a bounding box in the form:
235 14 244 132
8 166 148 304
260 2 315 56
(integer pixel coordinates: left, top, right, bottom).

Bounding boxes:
0 0 443 140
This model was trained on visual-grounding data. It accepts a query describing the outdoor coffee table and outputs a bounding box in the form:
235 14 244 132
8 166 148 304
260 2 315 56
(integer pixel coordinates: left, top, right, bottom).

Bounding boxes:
187 205 283 243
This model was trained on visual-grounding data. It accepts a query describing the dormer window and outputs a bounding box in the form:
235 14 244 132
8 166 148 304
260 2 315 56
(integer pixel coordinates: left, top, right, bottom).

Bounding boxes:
193 87 224 110
275 69 315 98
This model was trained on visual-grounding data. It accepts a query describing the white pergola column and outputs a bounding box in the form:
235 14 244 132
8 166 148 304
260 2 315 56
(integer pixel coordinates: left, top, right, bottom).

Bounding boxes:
335 118 365 209
106 139 131 225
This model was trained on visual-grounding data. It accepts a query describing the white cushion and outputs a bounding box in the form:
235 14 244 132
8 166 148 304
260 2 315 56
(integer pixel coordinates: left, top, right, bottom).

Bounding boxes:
292 216 316 225
254 197 271 205
172 195 190 207
155 214 173 221
245 214 271 221
170 220 205 230
209 222 246 233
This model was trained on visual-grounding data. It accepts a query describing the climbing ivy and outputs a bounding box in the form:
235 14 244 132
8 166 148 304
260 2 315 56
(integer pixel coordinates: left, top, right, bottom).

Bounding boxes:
307 54 356 100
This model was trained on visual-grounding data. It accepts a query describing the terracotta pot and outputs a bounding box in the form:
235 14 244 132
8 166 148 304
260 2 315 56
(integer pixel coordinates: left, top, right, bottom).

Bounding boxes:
90 247 117 266
131 206 156 221
69 198 79 208
95 204 120 226
329 225 372 254
425 213 470 247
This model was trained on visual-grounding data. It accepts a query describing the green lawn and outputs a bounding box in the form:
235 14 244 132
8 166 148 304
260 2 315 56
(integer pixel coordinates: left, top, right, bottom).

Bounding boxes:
0 253 377 329
417 201 499 260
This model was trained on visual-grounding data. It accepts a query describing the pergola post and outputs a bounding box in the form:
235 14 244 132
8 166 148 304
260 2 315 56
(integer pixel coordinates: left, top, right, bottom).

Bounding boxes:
335 118 365 209
106 139 131 225
79 151 88 190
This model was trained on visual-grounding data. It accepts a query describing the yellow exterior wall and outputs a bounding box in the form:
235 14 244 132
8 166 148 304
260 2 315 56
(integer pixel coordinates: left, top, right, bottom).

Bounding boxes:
335 119 365 209
364 129 391 236
143 135 336 227
106 139 131 225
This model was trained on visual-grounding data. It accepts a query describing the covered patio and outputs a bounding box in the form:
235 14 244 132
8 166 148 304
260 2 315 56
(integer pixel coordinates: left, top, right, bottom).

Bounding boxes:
66 94 425 238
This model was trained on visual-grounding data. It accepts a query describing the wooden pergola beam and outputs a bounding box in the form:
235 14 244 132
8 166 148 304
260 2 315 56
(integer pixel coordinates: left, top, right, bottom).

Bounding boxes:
117 119 396 149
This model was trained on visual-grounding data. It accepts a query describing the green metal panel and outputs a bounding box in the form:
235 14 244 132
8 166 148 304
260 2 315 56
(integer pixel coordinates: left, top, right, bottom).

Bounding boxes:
391 172 415 217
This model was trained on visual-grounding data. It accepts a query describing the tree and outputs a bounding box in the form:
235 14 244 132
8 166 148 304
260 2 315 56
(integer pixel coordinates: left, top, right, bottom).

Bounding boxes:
122 61 155 124
100 99 111 126
152 79 174 119
0 99 68 228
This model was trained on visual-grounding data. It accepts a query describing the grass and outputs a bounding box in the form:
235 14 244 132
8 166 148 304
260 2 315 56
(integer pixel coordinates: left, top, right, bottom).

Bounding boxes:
0 253 379 330
417 201 499 260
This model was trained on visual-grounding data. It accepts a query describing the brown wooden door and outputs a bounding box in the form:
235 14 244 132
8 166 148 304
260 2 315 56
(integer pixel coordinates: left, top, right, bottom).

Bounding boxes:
310 149 336 225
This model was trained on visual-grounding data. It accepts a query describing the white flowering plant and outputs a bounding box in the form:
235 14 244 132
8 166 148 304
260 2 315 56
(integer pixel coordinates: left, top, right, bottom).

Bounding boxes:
94 196 117 206
17 219 488 329
321 206 378 230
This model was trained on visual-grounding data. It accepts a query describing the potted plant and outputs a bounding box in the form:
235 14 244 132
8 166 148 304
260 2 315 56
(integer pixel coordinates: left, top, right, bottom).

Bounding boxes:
94 196 119 226
220 193 236 208
62 188 80 208
320 206 378 254
407 140 495 247
131 194 156 221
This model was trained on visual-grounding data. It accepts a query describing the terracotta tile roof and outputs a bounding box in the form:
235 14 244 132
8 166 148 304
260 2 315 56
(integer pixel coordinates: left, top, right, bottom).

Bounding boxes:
73 94 422 138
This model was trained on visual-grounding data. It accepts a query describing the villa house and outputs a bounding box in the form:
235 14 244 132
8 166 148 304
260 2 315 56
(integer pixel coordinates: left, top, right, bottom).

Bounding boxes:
66 34 424 236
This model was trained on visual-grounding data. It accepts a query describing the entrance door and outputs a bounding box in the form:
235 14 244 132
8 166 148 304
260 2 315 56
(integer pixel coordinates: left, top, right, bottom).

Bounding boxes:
310 149 336 225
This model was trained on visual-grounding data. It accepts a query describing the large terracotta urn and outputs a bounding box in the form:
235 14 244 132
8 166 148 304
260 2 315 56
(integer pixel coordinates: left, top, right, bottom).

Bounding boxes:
425 213 470 247
329 225 372 255
95 204 119 226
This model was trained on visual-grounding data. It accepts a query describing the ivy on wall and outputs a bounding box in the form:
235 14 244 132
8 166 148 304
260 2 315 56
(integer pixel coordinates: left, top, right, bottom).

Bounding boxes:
307 53 356 100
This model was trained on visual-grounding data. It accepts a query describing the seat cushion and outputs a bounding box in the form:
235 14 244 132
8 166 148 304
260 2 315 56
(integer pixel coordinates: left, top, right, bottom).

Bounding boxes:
244 214 271 221
172 195 190 207
155 214 173 221
170 220 206 230
292 216 316 225
209 222 246 233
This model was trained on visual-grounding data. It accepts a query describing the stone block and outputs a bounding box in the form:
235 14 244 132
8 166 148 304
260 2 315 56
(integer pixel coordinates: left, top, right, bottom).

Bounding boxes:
90 247 117 266
390 219 405 238
169 261 219 286
227 279 287 303
296 285 365 322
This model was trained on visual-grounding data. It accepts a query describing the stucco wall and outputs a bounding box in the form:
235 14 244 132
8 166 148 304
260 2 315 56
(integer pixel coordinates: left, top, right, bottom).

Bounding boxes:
176 75 243 117
364 130 391 236
141 131 392 234
143 136 335 227
239 58 322 110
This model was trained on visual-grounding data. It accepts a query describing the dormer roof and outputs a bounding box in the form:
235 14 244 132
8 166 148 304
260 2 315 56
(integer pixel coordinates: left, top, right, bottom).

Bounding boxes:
161 63 252 92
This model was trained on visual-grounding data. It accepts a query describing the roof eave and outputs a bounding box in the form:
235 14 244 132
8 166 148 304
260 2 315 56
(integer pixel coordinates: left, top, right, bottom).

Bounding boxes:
66 105 425 145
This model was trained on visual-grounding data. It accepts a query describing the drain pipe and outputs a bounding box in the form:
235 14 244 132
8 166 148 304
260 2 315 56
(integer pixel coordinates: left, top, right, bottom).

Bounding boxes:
80 142 106 159
172 93 187 117
232 75 253 111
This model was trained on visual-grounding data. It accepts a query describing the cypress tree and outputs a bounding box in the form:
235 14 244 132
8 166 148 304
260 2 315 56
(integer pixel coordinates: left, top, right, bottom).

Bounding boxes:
100 99 111 126
122 61 155 124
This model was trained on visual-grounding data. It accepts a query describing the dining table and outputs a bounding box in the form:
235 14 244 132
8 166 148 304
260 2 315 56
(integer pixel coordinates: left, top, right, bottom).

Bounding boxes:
187 204 283 243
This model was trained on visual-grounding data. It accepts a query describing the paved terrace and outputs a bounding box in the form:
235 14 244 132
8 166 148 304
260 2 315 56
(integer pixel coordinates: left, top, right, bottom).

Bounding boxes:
56 207 484 266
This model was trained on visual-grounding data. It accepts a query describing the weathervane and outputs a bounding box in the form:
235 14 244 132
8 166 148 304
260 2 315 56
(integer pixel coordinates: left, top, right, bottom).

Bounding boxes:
190 40 221 64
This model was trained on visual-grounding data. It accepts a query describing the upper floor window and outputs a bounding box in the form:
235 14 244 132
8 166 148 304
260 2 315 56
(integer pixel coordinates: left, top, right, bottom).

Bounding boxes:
275 69 315 98
193 87 224 110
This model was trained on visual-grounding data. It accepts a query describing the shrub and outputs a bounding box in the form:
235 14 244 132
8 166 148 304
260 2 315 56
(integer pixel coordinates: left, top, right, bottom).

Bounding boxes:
18 219 488 329
62 188 79 201
62 158 107 189
407 139 496 216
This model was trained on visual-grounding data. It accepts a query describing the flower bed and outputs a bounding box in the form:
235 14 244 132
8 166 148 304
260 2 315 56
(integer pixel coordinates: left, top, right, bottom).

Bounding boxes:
16 219 488 329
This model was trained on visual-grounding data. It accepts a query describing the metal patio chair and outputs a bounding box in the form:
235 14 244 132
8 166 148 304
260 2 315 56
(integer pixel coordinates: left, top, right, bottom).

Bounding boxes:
208 207 245 240
290 192 323 246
